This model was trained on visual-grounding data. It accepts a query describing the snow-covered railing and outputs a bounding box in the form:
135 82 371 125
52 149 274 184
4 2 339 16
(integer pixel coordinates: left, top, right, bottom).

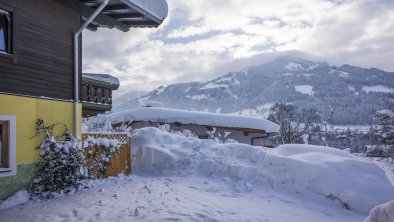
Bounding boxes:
82 132 129 144
82 133 131 178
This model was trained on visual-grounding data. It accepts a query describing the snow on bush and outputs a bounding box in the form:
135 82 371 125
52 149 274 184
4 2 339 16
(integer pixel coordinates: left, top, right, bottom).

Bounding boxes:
82 136 121 179
364 200 394 222
131 127 394 213
29 120 83 199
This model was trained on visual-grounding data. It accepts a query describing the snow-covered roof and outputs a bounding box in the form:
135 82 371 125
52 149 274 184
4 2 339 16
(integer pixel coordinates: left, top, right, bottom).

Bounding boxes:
83 73 120 89
120 0 168 23
111 107 280 133
56 0 168 32
376 109 394 118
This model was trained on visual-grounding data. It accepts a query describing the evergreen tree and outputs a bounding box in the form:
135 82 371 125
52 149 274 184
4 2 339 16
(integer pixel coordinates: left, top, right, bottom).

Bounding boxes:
376 95 394 138
367 94 394 159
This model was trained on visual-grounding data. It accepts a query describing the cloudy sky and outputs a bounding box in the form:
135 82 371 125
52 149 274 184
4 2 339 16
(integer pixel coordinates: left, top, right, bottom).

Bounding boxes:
82 0 394 94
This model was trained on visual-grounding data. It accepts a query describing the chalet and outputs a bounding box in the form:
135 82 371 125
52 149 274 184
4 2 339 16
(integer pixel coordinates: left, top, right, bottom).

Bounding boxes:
0 0 168 200
110 107 280 146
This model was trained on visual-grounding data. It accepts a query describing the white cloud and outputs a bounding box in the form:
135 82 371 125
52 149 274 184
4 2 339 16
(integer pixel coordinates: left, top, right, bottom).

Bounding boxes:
83 0 394 94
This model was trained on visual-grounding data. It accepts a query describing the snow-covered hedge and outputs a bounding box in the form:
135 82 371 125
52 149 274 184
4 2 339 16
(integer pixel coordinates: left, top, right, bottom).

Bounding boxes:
130 127 394 213
29 120 83 199
82 136 121 179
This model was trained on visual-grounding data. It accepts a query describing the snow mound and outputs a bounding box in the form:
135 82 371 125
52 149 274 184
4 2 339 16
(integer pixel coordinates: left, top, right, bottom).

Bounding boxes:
364 200 394 222
131 127 394 213
0 190 29 210
269 144 394 212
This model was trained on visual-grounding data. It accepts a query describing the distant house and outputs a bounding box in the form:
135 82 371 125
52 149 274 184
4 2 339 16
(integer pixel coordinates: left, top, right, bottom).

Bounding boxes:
111 107 280 146
81 73 120 117
0 0 168 200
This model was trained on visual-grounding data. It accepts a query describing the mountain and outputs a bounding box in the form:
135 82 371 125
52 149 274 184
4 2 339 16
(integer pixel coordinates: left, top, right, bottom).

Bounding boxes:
112 91 148 111
113 56 394 125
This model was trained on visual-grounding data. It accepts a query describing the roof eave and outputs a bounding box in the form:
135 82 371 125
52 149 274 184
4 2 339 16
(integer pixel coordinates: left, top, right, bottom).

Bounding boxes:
118 0 166 25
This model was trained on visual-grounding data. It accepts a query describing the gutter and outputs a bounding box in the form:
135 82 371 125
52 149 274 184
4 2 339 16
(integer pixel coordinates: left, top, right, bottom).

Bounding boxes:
74 0 109 139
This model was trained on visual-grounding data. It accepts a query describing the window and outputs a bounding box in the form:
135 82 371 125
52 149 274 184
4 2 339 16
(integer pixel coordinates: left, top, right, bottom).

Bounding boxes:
0 121 9 168
0 8 12 54
0 116 16 177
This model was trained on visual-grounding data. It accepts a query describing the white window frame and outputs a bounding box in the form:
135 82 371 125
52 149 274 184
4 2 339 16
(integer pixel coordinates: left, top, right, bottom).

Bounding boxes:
0 7 12 55
0 115 16 177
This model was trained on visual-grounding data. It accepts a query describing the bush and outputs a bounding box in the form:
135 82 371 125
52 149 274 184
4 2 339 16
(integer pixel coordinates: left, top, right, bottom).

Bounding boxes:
28 119 83 199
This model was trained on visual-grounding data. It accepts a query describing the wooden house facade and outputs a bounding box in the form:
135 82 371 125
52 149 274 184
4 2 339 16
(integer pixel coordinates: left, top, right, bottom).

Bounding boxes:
0 0 168 200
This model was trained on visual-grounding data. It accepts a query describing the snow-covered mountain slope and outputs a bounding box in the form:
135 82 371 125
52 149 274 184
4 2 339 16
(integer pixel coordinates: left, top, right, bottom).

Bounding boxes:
113 56 394 125
112 91 147 111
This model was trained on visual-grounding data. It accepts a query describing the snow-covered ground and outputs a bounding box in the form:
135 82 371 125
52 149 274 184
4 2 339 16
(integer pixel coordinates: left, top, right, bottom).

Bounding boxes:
354 154 394 185
362 85 394 94
1 127 394 222
294 85 314 95
0 175 366 222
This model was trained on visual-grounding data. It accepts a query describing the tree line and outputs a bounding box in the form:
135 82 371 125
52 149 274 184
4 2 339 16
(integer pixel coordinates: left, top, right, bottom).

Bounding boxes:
266 94 394 160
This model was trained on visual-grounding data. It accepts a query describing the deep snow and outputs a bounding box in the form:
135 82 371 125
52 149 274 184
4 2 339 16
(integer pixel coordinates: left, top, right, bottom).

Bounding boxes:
106 107 280 133
1 127 393 221
364 200 394 222
130 127 394 213
0 175 366 222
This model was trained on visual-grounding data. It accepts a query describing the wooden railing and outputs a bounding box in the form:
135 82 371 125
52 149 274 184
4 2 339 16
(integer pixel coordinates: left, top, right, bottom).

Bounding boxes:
82 133 131 178
81 83 113 105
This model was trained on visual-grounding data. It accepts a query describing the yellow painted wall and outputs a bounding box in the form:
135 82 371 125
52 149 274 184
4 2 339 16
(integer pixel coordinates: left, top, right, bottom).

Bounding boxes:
0 94 82 164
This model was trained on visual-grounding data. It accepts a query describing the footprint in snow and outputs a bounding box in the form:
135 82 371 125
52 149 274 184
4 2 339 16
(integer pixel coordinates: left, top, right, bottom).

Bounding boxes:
97 200 105 206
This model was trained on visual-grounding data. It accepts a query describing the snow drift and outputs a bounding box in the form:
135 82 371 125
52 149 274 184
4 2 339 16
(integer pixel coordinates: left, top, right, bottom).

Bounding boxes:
364 200 394 222
131 127 394 213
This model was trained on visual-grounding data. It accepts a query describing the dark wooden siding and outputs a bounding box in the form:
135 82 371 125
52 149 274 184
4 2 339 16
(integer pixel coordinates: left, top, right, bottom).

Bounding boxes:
0 0 82 100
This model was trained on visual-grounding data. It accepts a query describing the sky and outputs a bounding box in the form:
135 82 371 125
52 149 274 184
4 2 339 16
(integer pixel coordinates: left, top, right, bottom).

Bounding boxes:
82 0 394 94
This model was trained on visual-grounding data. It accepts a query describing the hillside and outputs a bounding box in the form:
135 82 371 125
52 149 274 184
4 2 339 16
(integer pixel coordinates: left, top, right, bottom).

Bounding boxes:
114 56 394 125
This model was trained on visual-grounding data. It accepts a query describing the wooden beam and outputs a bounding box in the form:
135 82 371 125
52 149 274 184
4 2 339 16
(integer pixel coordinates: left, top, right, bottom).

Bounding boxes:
53 0 130 32
110 12 144 19
102 4 129 12
123 20 158 27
